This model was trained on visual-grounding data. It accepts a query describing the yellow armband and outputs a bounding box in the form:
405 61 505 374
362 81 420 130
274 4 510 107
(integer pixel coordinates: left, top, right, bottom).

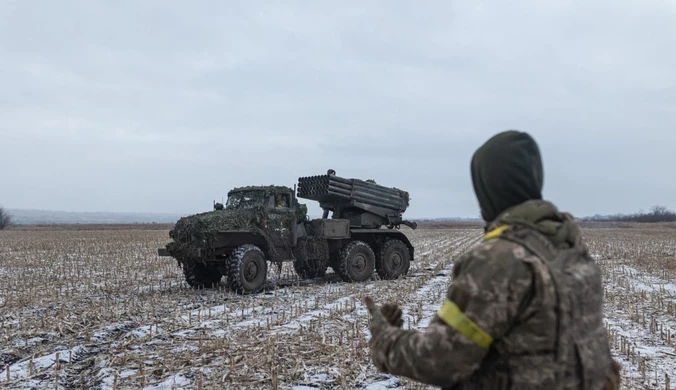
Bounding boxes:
484 224 509 240
437 300 494 349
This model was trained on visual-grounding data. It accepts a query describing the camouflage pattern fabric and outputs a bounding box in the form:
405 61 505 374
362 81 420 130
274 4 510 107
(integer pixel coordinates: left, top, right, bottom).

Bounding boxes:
366 199 619 389
165 186 303 263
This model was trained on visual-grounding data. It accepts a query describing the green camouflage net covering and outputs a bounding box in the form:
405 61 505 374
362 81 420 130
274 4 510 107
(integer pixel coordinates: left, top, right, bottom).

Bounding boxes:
170 209 261 241
292 235 330 277
166 208 265 261
229 185 294 194
165 185 307 263
226 185 308 223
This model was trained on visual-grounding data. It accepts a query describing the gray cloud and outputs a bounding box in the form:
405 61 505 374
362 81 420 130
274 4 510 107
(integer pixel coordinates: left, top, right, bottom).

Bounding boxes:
1 0 674 219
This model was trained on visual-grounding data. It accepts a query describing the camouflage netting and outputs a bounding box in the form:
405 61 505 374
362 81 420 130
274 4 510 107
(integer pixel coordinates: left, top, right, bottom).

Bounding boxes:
292 235 330 278
165 184 306 262
228 185 293 193
293 235 329 261
166 208 265 261
263 211 301 257
170 209 262 241
227 185 308 222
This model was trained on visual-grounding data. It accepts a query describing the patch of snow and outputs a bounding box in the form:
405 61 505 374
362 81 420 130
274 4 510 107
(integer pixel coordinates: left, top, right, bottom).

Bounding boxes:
596 253 676 389
616 265 676 295
143 373 190 389
363 375 402 389
1 345 88 384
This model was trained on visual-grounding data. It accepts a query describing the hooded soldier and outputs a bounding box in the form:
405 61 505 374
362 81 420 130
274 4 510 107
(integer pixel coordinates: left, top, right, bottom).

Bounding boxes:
364 130 620 389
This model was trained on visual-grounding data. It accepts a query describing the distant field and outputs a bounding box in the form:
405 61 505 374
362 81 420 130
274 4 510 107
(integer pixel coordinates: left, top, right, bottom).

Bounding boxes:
7 223 175 231
7 220 483 232
7 221 480 231
0 223 674 389
11 219 671 232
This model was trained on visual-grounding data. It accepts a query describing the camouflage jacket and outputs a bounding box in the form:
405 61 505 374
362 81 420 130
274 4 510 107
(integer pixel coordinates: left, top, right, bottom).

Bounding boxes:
368 203 619 389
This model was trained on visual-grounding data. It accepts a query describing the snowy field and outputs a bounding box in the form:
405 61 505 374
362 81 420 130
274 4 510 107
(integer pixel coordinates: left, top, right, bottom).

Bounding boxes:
0 225 674 389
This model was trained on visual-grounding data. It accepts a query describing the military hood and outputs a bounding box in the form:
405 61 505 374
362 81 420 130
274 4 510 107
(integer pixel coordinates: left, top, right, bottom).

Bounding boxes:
470 130 544 222
492 199 582 248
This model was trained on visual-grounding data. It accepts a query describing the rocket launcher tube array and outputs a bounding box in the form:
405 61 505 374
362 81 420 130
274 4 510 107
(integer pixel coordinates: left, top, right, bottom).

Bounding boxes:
296 175 410 213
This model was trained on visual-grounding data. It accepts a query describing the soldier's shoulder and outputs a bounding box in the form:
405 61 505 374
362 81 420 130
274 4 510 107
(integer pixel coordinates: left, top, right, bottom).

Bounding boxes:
455 234 533 276
459 234 526 262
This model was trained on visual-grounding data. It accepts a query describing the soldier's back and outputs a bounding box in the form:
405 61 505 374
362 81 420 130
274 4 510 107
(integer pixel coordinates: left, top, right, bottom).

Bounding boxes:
456 223 618 389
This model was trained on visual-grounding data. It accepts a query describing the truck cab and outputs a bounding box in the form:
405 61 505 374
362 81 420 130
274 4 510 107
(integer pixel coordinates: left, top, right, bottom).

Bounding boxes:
216 186 308 255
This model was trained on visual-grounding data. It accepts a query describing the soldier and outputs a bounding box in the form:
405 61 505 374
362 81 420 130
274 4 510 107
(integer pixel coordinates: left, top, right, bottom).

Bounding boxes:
275 193 288 208
364 130 621 389
322 169 336 218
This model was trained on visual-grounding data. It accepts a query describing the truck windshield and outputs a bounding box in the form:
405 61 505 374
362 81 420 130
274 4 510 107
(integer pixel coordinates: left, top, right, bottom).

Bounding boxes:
226 191 267 209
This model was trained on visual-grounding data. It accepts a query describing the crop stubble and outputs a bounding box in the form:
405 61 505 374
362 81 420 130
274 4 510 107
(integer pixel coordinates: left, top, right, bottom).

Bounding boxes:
0 225 674 389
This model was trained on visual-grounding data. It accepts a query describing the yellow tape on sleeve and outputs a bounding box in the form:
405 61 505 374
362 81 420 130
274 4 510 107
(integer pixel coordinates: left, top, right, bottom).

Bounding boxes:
437 300 494 349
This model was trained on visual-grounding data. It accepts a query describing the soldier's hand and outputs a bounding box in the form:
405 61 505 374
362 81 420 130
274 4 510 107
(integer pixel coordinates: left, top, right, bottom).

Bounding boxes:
380 303 403 328
364 296 391 373
364 297 403 327
364 296 388 326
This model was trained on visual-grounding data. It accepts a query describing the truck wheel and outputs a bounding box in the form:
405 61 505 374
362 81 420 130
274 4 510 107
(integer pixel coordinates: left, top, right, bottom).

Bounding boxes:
227 244 268 294
376 239 411 280
182 261 222 288
338 240 375 282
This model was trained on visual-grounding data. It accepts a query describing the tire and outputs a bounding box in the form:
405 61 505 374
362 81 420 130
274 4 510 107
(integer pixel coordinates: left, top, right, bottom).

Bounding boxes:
376 239 411 280
227 244 268 294
181 261 222 288
337 240 375 282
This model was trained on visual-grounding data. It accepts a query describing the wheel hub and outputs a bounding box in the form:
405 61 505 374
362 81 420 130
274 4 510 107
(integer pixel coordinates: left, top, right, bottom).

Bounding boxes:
245 260 258 281
390 253 402 269
353 254 366 272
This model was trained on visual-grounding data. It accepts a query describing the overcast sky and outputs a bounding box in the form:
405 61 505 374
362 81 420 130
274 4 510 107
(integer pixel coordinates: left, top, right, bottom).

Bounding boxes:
1 1 675 219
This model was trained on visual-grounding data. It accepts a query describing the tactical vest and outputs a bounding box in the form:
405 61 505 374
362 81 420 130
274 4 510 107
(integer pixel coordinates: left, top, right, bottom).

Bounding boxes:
445 225 619 390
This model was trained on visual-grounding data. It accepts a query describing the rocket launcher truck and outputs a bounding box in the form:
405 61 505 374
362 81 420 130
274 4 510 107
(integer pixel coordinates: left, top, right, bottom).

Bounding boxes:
157 174 417 294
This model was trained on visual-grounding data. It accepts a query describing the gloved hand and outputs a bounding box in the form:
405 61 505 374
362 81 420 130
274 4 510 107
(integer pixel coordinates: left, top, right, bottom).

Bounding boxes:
364 296 388 327
364 296 400 373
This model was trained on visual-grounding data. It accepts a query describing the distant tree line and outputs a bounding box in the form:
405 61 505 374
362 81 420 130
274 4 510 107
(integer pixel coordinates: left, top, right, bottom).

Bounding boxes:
0 206 13 230
583 205 676 223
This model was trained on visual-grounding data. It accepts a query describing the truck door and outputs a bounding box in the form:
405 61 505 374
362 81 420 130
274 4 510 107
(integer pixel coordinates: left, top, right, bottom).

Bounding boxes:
266 193 294 251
